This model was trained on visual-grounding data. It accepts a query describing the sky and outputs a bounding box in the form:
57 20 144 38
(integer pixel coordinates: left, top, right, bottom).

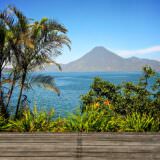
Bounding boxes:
0 0 160 63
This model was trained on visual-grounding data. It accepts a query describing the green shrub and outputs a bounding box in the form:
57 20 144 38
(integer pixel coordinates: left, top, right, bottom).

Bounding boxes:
81 66 160 118
51 117 67 132
0 116 8 131
118 112 159 132
0 66 159 132
7 106 55 132
65 105 114 132
104 116 122 132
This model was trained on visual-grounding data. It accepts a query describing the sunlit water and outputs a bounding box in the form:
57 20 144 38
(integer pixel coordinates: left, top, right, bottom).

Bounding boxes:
9 71 155 117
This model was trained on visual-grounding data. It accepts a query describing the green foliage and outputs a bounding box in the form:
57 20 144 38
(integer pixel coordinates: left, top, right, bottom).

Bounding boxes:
0 103 159 132
0 116 8 131
51 117 67 132
1 5 159 133
31 75 60 96
7 106 55 132
81 66 160 118
118 112 159 132
0 66 158 133
139 65 156 88
101 112 159 132
65 105 114 132
0 5 71 118
81 78 119 107
80 66 160 132
65 108 159 132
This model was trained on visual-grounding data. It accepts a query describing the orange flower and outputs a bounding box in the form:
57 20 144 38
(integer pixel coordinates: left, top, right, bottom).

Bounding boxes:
104 99 110 106
95 102 100 107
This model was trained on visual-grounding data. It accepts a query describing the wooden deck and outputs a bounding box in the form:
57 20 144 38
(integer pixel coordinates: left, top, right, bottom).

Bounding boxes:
0 133 160 160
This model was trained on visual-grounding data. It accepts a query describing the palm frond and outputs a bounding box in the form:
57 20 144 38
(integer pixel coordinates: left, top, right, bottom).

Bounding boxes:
0 21 6 49
53 34 71 50
42 19 67 33
8 5 29 33
0 9 14 30
31 75 60 96
44 59 62 71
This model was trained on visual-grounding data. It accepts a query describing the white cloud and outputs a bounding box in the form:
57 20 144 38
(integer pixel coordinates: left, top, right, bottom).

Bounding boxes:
116 45 160 57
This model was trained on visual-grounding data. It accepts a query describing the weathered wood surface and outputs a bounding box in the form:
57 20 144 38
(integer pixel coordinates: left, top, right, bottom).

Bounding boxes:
0 133 160 160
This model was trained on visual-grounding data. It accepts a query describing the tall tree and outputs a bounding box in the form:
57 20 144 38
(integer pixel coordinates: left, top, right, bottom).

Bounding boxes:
0 6 71 118
0 20 12 117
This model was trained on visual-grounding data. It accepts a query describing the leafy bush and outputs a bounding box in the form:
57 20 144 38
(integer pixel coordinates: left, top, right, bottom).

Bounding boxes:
1 106 159 132
7 106 55 132
51 117 67 132
81 66 160 118
118 112 159 132
0 116 8 131
65 104 114 132
0 66 159 132
65 106 159 132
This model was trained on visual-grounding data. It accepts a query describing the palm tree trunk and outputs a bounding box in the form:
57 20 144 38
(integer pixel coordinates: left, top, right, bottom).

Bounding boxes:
0 68 7 117
145 76 148 89
15 71 26 118
6 70 17 110
0 68 2 100
0 68 3 113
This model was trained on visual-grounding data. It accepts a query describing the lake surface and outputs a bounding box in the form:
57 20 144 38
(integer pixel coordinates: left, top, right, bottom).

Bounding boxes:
10 72 148 116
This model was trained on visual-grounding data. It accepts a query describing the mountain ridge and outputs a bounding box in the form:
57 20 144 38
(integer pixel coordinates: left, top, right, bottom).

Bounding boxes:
45 46 160 72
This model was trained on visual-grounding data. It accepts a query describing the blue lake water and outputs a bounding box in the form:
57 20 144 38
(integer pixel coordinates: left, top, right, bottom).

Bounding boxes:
9 72 148 116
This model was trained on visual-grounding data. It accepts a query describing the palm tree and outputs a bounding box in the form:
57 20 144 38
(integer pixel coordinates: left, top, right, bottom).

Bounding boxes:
0 7 27 117
0 20 12 117
0 6 71 118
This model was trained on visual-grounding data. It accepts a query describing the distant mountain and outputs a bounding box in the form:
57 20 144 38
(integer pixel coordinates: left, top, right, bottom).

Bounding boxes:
45 46 160 72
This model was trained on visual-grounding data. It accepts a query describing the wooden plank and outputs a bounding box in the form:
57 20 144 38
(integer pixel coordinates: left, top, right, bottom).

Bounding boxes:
0 153 160 159
0 158 76 160
0 133 160 143
0 132 159 137
0 133 160 140
1 158 157 160
0 144 159 152
0 133 159 160
0 138 77 143
0 140 160 145
0 158 159 160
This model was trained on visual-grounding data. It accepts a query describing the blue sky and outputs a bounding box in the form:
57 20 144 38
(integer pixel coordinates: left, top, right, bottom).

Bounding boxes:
0 0 160 63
